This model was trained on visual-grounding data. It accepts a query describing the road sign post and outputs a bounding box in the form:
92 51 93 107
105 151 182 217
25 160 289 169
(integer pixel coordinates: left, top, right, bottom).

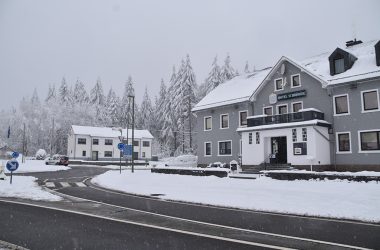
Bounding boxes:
6 159 19 184
117 143 125 174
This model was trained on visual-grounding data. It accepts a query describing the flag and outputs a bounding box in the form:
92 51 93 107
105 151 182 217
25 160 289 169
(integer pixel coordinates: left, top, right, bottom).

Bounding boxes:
7 126 10 138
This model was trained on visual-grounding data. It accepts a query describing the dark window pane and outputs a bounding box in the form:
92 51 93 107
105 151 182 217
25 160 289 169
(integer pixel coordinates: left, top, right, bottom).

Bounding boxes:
335 96 348 114
221 115 229 128
293 103 302 112
219 141 231 155
143 141 150 147
78 138 86 144
205 117 212 130
278 105 287 114
205 143 211 155
264 107 272 115
133 140 139 146
240 112 247 126
92 139 99 145
361 131 380 150
275 79 283 90
338 133 350 152
292 75 300 87
105 139 113 145
334 58 345 74
104 151 112 157
363 91 379 111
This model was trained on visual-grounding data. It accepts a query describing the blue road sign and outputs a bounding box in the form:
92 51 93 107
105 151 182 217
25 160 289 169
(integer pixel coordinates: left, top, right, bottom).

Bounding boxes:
6 160 19 172
123 145 133 157
117 143 125 151
12 151 19 158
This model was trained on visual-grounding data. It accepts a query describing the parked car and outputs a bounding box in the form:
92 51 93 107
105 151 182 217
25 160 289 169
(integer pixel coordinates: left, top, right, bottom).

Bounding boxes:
45 154 69 166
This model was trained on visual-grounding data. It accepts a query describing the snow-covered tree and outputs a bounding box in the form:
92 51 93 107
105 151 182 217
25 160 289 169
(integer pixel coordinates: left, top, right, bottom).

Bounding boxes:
120 76 135 128
220 54 237 83
244 61 251 74
106 88 120 126
90 78 106 123
59 77 72 105
197 56 222 100
45 85 57 104
137 87 154 130
73 79 89 104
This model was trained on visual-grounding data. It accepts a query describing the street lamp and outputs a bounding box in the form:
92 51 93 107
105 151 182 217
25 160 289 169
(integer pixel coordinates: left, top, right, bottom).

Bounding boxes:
112 127 123 174
128 94 135 173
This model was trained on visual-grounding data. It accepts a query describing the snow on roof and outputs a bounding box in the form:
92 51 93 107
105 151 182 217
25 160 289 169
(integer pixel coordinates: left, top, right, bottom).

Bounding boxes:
71 125 154 139
237 119 330 132
192 68 272 112
301 40 380 85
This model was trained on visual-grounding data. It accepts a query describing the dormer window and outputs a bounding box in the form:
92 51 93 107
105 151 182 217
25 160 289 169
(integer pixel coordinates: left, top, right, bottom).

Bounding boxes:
328 48 357 76
334 58 345 74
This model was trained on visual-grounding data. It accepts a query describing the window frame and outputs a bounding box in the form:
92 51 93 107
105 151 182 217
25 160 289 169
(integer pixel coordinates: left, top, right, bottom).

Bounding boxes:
334 58 345 74
248 133 252 144
92 138 99 145
361 89 380 113
333 94 350 116
104 151 113 157
133 140 139 146
217 140 232 156
291 101 303 113
142 141 150 147
274 78 284 92
358 129 380 153
204 142 212 157
82 150 86 157
276 104 288 115
263 106 273 116
204 116 212 131
220 114 229 129
104 139 113 145
77 138 86 145
336 131 352 154
239 110 248 127
290 74 301 88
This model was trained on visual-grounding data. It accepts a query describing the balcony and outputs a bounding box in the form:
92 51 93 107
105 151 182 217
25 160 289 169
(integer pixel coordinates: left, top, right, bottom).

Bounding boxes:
247 109 325 127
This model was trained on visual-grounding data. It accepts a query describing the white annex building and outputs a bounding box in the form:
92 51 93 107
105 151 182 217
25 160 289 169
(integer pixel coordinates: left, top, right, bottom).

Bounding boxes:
67 125 154 161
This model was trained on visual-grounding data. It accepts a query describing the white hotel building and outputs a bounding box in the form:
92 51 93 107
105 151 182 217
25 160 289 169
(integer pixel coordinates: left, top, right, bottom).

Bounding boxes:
67 125 154 161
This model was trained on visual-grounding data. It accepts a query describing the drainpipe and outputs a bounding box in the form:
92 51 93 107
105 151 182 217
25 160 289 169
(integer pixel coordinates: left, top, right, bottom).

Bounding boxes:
74 135 76 159
328 86 337 171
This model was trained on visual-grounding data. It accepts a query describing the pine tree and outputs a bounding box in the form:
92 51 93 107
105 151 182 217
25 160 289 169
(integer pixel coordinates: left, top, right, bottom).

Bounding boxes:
73 79 89 104
138 87 154 130
220 54 237 83
155 79 167 141
90 77 106 124
244 61 251 74
106 88 120 126
120 76 135 128
59 77 71 105
45 85 57 103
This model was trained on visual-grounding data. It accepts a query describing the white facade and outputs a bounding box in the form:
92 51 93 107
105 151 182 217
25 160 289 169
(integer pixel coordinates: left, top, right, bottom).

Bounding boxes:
67 125 154 161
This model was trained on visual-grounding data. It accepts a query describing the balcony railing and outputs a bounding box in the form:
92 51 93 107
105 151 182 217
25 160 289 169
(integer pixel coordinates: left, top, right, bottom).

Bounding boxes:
247 110 325 127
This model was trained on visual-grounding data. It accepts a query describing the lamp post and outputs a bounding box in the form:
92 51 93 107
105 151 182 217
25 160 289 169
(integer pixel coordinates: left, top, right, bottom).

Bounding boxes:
112 127 123 174
128 94 135 173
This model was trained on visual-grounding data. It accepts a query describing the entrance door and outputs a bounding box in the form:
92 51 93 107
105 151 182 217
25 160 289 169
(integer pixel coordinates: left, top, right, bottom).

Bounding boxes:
271 137 287 164
92 151 98 161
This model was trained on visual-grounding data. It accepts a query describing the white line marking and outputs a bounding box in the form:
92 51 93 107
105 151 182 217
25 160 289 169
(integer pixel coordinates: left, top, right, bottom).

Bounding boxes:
45 182 55 188
49 186 372 250
60 182 70 188
87 179 380 227
0 199 293 250
75 182 86 187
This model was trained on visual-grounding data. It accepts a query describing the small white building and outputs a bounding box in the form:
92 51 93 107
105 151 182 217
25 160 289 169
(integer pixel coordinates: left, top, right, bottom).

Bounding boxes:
67 125 154 161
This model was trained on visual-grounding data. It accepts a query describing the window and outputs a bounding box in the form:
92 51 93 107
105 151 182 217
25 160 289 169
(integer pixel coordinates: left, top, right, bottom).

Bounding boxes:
92 139 99 145
292 102 303 113
239 111 248 127
292 129 297 142
220 114 229 129
302 128 307 142
256 132 260 144
334 58 345 74
78 138 86 144
218 141 231 155
133 140 139 146
263 106 273 116
204 116 212 131
361 90 379 112
205 142 212 156
142 152 146 158
105 139 113 145
248 133 252 144
291 74 301 88
104 151 113 157
82 151 86 157
277 104 288 115
359 130 380 152
274 78 283 91
143 141 150 147
337 132 351 153
333 94 349 115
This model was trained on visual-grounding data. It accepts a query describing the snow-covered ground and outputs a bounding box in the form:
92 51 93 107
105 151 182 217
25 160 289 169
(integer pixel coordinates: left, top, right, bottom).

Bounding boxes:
0 176 61 201
262 169 380 177
2 160 70 173
92 171 380 222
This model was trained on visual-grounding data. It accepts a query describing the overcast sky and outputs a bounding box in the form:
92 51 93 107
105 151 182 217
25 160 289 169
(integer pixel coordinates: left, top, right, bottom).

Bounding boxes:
0 0 379 109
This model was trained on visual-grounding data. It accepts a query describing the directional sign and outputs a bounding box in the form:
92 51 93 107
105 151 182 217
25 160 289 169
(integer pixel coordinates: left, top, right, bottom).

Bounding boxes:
6 160 19 172
123 145 133 157
117 143 125 151
12 151 20 159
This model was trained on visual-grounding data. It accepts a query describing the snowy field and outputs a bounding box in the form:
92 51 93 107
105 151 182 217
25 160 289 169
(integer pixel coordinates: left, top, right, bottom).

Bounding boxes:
2 160 70 173
92 170 380 223
0 176 61 201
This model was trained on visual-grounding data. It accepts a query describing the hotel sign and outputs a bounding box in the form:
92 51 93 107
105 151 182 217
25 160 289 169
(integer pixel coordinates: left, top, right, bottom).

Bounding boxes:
277 90 307 101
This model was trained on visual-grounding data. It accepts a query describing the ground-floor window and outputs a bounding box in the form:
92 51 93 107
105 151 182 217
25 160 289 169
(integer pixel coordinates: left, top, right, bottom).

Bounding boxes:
142 152 146 158
218 141 231 155
205 142 212 156
359 130 380 151
104 151 113 157
248 133 252 144
82 150 86 156
336 132 351 153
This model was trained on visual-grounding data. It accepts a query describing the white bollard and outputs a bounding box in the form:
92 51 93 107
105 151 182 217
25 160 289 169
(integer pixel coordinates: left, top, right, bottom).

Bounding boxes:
0 160 6 180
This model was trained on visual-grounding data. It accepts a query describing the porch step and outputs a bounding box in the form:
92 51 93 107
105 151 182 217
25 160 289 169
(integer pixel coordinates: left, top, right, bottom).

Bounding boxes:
264 164 294 171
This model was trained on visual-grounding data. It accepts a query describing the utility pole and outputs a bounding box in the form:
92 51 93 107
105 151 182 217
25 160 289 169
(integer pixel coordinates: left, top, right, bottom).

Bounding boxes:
129 95 135 173
126 99 130 170
51 118 55 155
173 131 177 156
188 98 192 150
22 123 26 163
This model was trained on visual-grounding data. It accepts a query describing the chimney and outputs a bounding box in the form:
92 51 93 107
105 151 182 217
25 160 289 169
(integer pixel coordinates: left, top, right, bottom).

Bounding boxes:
375 41 380 67
346 38 363 47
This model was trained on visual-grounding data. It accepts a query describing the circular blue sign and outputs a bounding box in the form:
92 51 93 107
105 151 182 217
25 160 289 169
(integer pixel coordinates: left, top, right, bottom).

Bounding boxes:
6 160 19 172
12 152 20 159
117 143 125 151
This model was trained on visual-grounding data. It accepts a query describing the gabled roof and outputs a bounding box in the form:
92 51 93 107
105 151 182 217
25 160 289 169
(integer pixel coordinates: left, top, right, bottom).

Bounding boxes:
71 125 154 139
249 56 328 101
192 68 272 112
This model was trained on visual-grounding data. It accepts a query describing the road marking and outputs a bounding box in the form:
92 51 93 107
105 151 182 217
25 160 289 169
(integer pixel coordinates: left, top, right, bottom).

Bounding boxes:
76 182 86 187
0 199 294 250
48 187 372 250
86 179 380 228
45 182 55 188
44 182 86 188
59 182 71 188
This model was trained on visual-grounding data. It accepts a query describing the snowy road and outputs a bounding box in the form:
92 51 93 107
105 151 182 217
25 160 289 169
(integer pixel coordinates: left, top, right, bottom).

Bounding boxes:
1 166 379 249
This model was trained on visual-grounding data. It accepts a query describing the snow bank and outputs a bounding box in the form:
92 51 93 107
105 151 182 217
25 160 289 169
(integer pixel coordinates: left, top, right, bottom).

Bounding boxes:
2 160 70 173
0 176 62 201
263 169 380 177
92 170 380 222
150 155 198 168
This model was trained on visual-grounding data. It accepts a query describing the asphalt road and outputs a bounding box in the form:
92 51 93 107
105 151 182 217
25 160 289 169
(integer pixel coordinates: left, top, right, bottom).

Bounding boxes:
6 166 380 249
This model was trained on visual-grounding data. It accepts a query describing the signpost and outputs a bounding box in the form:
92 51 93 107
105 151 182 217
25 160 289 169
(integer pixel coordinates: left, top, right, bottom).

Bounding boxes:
117 143 125 174
6 159 19 184
123 145 133 159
